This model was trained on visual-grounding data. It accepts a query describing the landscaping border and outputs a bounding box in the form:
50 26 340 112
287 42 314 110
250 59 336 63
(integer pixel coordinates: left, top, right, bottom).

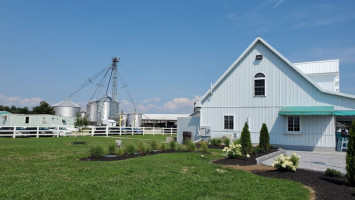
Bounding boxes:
255 148 285 164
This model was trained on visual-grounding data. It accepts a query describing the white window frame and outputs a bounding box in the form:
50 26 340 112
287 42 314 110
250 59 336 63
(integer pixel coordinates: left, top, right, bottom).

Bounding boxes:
286 116 301 134
223 115 234 130
254 73 266 97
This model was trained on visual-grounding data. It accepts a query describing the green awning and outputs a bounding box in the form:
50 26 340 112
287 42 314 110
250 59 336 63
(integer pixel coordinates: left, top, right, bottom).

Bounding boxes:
279 106 334 116
279 106 355 116
333 110 355 116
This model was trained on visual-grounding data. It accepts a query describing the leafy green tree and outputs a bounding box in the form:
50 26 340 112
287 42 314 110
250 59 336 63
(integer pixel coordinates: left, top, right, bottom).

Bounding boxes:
259 123 270 151
346 121 355 185
74 115 89 129
240 122 252 155
32 101 54 114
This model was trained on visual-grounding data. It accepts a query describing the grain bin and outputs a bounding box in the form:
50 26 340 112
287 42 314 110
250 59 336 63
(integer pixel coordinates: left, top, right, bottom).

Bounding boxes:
53 98 80 118
127 111 142 127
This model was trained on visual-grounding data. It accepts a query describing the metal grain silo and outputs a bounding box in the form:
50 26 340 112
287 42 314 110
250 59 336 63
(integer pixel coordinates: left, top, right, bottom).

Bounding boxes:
53 98 81 118
118 112 127 127
86 101 98 122
97 95 111 124
127 111 142 127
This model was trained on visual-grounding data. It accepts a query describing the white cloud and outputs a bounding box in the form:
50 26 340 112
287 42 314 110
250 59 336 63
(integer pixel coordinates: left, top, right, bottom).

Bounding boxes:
141 97 160 104
0 93 42 108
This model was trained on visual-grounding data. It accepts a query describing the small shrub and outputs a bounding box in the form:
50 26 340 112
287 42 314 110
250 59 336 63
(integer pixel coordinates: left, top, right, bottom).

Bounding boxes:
325 168 342 178
89 145 105 159
253 146 265 154
186 141 196 152
158 143 166 151
176 144 184 152
259 123 270 151
223 144 250 159
170 140 176 150
200 141 208 152
240 122 252 155
117 147 125 157
137 141 148 154
222 137 230 146
108 143 116 154
272 153 300 172
150 140 158 150
346 121 355 185
234 139 241 145
210 138 222 146
125 144 136 155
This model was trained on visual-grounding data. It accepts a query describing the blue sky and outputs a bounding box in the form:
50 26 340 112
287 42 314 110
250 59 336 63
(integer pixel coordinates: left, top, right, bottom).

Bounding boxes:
1 0 355 114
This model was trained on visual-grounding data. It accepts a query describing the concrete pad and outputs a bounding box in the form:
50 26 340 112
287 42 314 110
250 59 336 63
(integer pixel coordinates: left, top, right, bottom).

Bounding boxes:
262 150 346 174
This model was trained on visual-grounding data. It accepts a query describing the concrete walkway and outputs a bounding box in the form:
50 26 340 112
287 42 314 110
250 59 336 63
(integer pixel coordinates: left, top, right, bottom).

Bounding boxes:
262 150 346 174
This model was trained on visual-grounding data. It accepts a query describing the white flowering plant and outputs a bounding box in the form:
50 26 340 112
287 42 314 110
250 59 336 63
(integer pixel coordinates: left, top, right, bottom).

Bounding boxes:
223 143 250 159
272 153 301 172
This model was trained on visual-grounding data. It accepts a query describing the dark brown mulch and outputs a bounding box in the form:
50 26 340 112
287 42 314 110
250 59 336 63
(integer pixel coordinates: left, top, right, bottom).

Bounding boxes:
72 142 86 145
81 150 209 161
213 148 278 166
253 169 355 200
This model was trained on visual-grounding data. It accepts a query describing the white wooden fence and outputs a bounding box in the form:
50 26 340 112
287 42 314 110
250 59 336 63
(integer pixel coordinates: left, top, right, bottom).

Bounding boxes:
0 126 177 138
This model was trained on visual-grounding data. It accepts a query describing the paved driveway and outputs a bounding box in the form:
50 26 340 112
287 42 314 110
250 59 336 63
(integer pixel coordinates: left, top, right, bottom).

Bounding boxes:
262 151 346 174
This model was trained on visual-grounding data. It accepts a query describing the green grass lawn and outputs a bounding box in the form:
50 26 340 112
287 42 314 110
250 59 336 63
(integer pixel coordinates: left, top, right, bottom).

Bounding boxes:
0 136 309 199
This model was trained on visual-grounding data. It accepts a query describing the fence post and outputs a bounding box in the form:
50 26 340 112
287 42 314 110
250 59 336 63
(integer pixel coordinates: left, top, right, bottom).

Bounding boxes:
153 127 155 135
131 127 134 135
106 126 109 137
171 128 173 135
119 127 122 135
91 126 95 137
142 127 145 135
36 126 39 138
13 126 16 138
56 127 59 137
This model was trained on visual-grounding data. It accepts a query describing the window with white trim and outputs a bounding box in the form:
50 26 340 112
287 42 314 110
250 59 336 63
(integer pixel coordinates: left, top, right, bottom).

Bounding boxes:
254 73 265 96
224 116 234 130
287 116 300 132
25 117 29 124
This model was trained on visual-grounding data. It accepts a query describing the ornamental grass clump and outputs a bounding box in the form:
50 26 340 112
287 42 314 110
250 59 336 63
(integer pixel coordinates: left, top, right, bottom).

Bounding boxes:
223 143 250 159
272 153 300 172
170 140 176 150
158 143 166 151
150 140 158 150
222 137 230 146
108 143 116 154
125 144 136 156
186 140 196 152
116 147 125 157
200 141 208 152
137 141 148 155
325 168 342 178
89 145 105 159
176 144 184 152
210 138 222 147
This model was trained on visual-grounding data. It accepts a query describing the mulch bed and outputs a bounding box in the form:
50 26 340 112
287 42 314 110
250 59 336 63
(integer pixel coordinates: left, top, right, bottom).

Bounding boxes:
72 142 86 145
253 169 355 200
212 148 355 200
213 148 278 166
81 150 209 161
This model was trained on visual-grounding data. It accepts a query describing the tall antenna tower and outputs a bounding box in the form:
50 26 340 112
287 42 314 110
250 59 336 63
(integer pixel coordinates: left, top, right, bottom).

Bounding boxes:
112 57 119 101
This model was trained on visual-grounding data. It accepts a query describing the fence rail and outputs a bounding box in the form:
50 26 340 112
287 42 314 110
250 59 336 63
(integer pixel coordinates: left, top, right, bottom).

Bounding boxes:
0 126 177 138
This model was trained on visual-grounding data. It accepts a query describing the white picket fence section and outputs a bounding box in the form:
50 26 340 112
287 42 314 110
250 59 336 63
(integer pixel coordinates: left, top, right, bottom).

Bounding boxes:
0 126 177 138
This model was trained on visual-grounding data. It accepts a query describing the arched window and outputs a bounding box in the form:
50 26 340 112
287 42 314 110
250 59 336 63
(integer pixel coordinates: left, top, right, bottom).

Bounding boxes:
254 73 265 96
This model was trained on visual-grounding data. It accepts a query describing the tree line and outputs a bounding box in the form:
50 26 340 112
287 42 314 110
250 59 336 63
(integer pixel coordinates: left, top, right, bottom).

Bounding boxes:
0 101 54 115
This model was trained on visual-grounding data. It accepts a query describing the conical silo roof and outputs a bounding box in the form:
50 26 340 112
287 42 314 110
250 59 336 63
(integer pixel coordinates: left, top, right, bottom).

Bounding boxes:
53 98 80 108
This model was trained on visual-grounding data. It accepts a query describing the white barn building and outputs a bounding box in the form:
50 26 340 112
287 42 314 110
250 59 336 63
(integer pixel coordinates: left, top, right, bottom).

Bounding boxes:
177 37 355 151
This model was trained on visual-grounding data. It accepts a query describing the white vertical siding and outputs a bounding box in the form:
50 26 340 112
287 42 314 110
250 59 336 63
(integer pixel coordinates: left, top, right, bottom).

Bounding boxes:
200 41 355 149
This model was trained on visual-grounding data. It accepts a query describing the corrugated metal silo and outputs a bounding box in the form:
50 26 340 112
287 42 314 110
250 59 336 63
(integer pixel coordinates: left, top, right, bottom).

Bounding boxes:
86 101 98 122
97 95 111 124
127 111 142 127
53 98 81 118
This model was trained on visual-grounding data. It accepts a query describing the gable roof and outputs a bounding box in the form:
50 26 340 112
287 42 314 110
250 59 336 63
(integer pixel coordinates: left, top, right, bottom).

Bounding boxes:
198 37 355 105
